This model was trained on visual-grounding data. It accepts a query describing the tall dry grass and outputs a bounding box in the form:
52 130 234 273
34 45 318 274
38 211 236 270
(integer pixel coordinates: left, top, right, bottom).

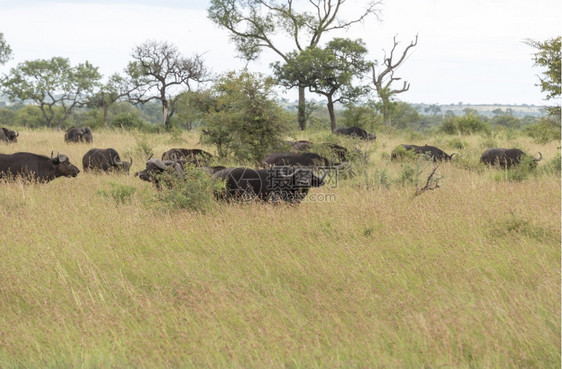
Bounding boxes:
0 128 559 368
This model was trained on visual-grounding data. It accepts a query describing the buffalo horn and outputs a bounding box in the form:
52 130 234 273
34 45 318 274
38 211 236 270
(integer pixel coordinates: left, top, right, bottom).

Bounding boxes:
15 131 19 137
129 157 133 167
534 152 543 162
149 159 169 171
318 167 328 181
333 161 349 169
50 151 54 160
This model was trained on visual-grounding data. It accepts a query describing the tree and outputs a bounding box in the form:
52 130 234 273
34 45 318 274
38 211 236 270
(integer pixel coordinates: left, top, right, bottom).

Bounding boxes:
0 57 101 128
208 0 381 130
126 40 209 130
526 36 561 119
273 38 371 132
371 34 418 126
0 32 12 65
199 71 291 161
88 73 132 127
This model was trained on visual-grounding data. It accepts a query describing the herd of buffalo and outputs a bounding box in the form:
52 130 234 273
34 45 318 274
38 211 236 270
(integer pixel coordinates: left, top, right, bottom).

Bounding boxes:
0 125 544 203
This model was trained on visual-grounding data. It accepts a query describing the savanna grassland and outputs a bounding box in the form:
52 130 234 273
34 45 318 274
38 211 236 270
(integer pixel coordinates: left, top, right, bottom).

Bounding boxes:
0 128 560 368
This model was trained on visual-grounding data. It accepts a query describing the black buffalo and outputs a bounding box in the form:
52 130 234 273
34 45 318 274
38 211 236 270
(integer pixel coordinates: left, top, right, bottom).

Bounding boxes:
391 144 455 162
213 166 326 203
161 148 213 166
291 140 314 151
334 126 376 140
135 158 184 188
480 148 542 168
65 127 93 143
291 141 352 163
82 148 132 173
261 152 339 167
0 152 80 182
0 127 19 143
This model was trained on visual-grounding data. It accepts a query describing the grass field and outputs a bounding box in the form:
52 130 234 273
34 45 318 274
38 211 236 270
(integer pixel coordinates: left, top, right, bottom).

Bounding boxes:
0 128 560 368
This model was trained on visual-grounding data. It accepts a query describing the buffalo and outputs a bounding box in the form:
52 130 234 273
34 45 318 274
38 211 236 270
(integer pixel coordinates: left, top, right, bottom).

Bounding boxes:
290 141 352 163
65 127 93 143
135 158 183 187
213 166 326 203
334 126 376 140
291 140 315 151
135 158 184 188
161 148 213 166
0 127 19 143
261 152 339 168
135 156 225 188
0 152 80 182
480 148 542 168
82 148 132 174
391 144 455 162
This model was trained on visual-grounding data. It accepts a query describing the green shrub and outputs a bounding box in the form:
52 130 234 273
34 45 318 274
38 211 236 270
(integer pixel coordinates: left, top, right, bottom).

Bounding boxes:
540 152 561 176
439 117 458 134
133 132 160 158
448 138 469 150
439 114 491 135
480 138 498 150
111 112 156 132
524 118 561 143
398 164 418 186
492 156 536 182
97 183 137 205
390 145 417 161
154 166 225 213
200 71 291 161
457 114 491 135
167 126 185 144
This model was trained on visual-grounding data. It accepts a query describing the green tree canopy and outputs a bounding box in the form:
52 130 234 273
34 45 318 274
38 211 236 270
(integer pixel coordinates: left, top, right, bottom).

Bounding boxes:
273 38 371 132
526 36 561 119
0 57 101 128
198 71 291 161
0 32 12 65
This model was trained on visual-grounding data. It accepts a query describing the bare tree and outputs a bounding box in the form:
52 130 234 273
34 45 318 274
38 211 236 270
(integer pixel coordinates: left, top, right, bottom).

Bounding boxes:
371 34 418 126
126 40 209 129
208 0 382 130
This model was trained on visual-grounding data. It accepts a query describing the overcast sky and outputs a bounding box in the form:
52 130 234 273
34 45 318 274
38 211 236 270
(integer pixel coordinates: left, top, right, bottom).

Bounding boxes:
0 0 560 105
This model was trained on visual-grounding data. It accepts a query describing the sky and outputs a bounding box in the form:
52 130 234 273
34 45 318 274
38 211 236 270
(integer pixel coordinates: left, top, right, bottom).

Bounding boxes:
0 0 560 106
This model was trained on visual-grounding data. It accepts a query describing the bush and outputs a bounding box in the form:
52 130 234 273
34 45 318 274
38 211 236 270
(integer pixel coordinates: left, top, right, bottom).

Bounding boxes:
524 117 561 143
439 113 491 135
448 138 469 150
199 71 291 162
492 156 536 182
97 183 137 205
154 166 224 213
391 145 417 161
133 132 160 158
539 152 561 176
398 163 418 186
111 112 156 132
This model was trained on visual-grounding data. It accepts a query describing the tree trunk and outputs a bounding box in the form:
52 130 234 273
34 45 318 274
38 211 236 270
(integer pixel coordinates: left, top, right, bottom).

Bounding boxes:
327 96 337 132
382 97 391 127
103 102 109 128
162 99 169 129
297 86 306 130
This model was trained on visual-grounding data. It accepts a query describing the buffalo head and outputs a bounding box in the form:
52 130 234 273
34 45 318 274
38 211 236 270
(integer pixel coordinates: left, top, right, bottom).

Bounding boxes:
50 151 80 177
